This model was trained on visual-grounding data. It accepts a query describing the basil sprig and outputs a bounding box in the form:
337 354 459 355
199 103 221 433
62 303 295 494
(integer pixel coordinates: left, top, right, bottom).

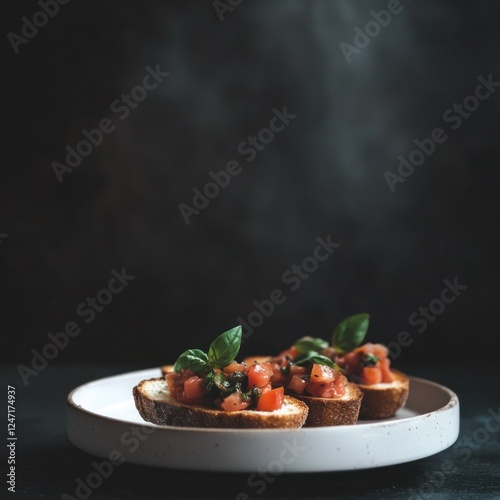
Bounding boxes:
331 313 370 354
294 336 329 353
208 325 242 368
172 349 210 375
173 325 242 374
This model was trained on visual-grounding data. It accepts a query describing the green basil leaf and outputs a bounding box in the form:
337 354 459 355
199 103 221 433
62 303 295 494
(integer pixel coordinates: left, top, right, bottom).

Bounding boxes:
331 313 370 354
207 325 242 368
361 353 378 367
203 371 215 393
294 336 329 353
292 351 337 368
173 348 210 374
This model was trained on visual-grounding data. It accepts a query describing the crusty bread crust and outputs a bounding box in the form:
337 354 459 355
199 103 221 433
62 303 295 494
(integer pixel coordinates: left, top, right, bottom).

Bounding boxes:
133 378 308 429
160 365 174 375
357 369 410 419
292 382 363 427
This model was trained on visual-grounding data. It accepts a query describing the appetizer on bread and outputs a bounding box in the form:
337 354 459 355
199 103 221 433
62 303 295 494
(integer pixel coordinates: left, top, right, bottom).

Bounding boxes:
133 326 308 429
245 313 409 421
247 341 363 427
310 313 409 419
327 313 409 419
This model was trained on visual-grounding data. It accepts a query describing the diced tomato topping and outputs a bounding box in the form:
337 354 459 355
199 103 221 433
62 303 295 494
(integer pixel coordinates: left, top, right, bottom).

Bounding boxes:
220 391 251 412
370 343 389 358
259 383 272 394
287 374 308 395
247 362 273 388
269 362 286 385
289 365 307 376
166 369 199 400
302 364 347 398
342 350 359 366
305 377 347 398
305 380 332 397
179 375 205 404
310 363 336 384
256 386 284 411
379 357 394 382
223 361 247 374
335 374 348 393
361 366 383 385
165 372 178 395
341 343 394 386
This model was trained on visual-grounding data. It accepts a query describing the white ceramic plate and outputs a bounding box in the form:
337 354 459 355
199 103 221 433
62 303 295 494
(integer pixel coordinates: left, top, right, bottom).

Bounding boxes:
66 368 459 472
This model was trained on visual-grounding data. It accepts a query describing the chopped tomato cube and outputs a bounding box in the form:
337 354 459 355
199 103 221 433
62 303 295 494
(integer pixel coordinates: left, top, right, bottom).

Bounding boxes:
166 369 197 400
305 380 334 398
361 366 383 385
310 363 336 384
179 375 205 404
302 363 348 398
270 362 286 385
220 391 251 412
379 358 394 382
247 362 273 388
223 361 247 374
370 343 389 358
289 365 307 376
343 351 360 366
260 383 272 394
287 374 308 394
256 386 284 411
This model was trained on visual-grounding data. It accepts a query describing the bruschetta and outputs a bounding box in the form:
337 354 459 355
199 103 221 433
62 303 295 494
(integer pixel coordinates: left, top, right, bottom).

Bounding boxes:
134 326 308 429
246 345 363 427
245 312 410 421
335 342 409 419
133 377 308 429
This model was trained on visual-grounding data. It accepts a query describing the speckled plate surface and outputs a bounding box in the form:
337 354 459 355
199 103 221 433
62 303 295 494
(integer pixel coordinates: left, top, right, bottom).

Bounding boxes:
66 368 459 472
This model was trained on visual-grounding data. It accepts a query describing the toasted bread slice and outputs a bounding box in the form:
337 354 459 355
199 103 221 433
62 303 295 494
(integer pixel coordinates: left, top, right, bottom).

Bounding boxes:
292 382 363 427
357 369 409 419
160 365 174 375
133 378 308 429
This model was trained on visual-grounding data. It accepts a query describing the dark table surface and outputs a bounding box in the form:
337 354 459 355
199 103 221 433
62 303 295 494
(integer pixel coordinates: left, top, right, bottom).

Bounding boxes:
2 364 499 499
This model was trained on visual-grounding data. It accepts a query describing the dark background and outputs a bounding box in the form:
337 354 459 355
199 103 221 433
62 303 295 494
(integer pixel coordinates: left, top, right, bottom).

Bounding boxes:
3 0 500 372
